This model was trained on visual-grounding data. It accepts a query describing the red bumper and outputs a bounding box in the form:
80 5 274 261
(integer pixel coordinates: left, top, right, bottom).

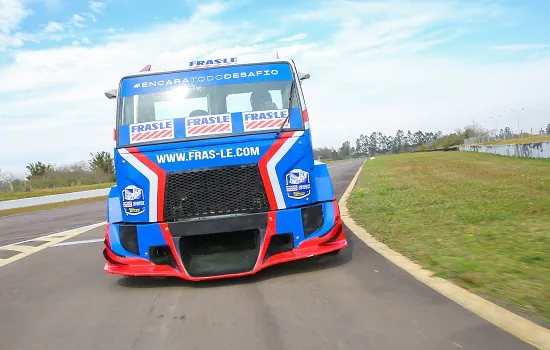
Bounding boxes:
103 214 347 282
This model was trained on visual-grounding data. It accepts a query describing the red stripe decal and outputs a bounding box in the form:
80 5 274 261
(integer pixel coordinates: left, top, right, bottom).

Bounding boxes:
141 130 162 141
127 147 166 221
258 132 293 209
302 109 309 122
247 121 261 129
256 212 277 265
159 223 185 272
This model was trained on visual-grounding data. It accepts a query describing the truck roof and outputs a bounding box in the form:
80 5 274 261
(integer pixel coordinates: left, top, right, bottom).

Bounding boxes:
104 51 310 99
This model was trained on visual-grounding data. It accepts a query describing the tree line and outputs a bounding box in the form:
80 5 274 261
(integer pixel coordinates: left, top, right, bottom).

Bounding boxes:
0 152 115 192
314 122 550 161
314 129 443 160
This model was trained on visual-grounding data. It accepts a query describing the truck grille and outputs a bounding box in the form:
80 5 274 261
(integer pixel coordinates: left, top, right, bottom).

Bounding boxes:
163 164 270 221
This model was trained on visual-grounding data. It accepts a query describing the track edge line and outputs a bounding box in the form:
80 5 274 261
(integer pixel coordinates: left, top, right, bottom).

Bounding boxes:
338 159 550 350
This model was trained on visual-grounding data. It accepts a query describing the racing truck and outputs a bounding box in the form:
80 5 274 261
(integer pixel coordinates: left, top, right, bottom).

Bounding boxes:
102 52 347 281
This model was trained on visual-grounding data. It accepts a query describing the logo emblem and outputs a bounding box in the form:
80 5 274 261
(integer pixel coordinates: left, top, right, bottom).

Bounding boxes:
285 169 311 200
121 185 146 216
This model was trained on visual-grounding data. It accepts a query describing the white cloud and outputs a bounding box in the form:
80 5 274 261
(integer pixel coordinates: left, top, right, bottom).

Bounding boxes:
0 0 33 49
70 14 86 28
192 2 228 19
81 37 91 45
0 0 32 34
1 0 549 175
11 36 22 47
89 1 105 13
490 44 550 53
83 12 97 23
43 21 63 33
278 33 308 42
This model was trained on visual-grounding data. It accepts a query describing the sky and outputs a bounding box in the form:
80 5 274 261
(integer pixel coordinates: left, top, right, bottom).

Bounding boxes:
1 0 549 177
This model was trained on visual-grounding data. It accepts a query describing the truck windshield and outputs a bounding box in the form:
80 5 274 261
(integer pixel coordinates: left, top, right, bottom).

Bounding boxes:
117 62 302 146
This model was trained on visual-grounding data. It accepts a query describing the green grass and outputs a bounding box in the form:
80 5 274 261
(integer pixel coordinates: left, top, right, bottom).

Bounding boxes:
348 151 550 324
0 183 114 201
472 135 550 146
0 196 108 217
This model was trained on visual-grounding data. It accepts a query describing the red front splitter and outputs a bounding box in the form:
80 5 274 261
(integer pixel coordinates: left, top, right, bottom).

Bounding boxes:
103 213 347 282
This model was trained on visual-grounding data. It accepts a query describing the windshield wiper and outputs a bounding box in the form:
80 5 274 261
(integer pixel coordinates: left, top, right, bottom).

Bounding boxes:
276 79 295 137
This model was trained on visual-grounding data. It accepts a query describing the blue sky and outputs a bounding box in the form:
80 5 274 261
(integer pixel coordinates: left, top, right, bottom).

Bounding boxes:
1 0 549 177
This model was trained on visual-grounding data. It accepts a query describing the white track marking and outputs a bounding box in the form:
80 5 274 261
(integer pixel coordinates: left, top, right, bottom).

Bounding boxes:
0 222 105 268
50 238 104 247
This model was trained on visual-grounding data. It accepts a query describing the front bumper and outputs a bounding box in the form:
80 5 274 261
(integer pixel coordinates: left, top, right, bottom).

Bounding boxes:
103 199 347 281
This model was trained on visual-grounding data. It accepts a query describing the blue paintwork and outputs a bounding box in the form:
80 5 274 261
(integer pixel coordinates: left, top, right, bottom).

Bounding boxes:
136 224 169 259
311 162 335 203
107 185 123 223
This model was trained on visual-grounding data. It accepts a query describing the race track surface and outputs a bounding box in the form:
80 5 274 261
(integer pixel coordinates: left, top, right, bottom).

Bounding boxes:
0 159 535 350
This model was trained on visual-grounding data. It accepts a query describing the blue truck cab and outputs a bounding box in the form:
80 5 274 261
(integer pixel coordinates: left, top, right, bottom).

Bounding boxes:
102 52 347 281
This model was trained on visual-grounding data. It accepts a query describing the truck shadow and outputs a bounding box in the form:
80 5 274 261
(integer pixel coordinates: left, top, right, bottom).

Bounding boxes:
116 235 355 289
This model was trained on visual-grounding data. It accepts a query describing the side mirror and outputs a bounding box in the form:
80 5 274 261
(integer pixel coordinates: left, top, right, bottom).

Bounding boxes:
298 72 310 81
105 89 117 99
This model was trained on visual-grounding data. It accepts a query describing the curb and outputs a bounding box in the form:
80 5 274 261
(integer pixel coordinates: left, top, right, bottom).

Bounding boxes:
338 160 550 350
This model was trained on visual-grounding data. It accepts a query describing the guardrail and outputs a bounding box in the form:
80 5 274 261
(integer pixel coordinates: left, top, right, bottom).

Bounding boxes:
0 188 111 211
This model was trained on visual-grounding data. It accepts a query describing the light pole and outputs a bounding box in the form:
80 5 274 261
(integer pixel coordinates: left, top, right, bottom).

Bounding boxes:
490 115 502 138
511 108 524 136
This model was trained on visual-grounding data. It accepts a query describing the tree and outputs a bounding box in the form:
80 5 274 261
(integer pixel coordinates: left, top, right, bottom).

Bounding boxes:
314 147 339 160
338 141 351 159
89 151 115 175
414 131 425 145
546 124 550 135
368 132 378 155
504 127 512 137
26 161 54 179
395 130 405 153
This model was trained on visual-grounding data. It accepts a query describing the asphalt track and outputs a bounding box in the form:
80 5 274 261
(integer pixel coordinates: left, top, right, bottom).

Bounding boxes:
0 159 535 350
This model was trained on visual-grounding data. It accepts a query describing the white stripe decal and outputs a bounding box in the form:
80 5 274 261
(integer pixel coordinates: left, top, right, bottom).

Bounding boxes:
118 149 158 222
267 131 304 209
304 121 310 130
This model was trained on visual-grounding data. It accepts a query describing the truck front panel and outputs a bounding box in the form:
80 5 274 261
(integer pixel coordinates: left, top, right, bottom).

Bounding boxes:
103 57 347 280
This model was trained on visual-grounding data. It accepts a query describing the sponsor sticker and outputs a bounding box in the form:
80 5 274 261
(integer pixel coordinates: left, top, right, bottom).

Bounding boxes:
285 169 311 200
242 109 290 132
121 185 146 216
188 57 237 68
185 113 232 137
130 120 174 144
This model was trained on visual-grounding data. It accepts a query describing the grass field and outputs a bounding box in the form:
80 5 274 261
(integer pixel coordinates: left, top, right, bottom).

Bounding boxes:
473 135 550 146
0 183 114 201
348 151 550 324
